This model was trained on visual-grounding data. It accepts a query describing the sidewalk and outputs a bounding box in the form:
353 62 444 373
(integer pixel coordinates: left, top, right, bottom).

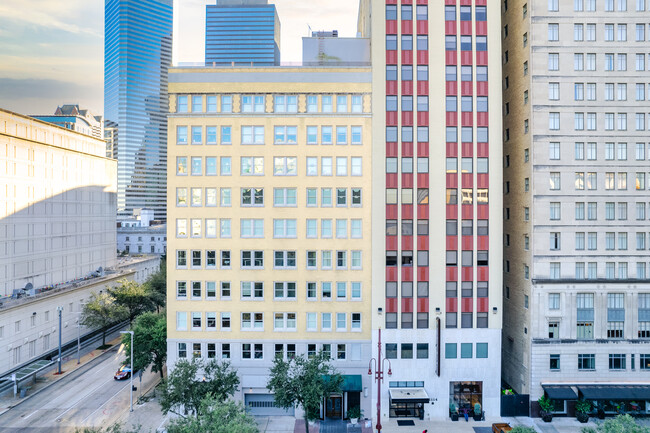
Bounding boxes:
0 332 124 414
109 368 167 433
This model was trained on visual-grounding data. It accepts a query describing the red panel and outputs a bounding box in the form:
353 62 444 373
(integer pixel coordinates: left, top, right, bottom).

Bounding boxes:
386 50 398 64
462 235 472 250
386 297 398 313
477 297 489 313
402 80 413 95
402 298 413 313
461 297 473 312
461 81 473 95
446 236 457 250
417 112 429 126
386 267 398 282
445 51 457 65
446 297 458 313
417 204 428 219
461 111 473 126
476 51 488 66
416 21 428 34
477 235 489 250
475 0 486 5
386 20 398 34
417 173 429 188
402 50 413 64
402 141 413 156
446 266 458 281
402 267 413 281
461 266 473 281
477 81 488 96
402 173 413 188
461 142 473 157
386 236 398 250
387 80 398 95
416 0 428 4
417 235 429 250
402 235 413 250
477 204 489 219
446 204 458 219
460 21 472 35
461 51 472 65
460 0 471 5
417 81 428 96
445 0 456 4
386 173 398 188
417 267 429 281
401 20 413 34
476 21 487 36
446 142 458 156
445 21 457 35
417 142 429 157
462 204 473 219
417 297 429 313
477 112 489 126
402 110 413 125
402 0 413 4
386 204 398 219
386 111 398 125
416 50 428 65
476 142 488 157
477 266 489 281
446 174 457 188
477 173 489 188
462 173 473 188
446 81 457 95
402 204 413 219
386 0 397 4
446 112 457 126
386 142 398 157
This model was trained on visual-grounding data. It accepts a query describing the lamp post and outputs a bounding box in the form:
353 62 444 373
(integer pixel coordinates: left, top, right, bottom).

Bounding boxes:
120 330 134 412
56 306 63 374
368 328 391 433
76 303 86 365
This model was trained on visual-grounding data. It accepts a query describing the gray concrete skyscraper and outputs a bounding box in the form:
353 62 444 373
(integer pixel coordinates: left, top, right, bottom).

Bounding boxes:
105 0 173 221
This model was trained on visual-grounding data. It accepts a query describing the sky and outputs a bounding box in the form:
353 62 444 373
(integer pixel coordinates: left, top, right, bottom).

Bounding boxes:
0 0 359 116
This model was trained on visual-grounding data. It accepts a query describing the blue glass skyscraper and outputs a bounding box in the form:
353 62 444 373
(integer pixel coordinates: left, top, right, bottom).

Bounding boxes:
205 0 280 65
105 0 173 221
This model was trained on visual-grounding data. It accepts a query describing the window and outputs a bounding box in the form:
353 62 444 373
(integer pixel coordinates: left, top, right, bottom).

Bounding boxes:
241 156 264 175
550 202 561 220
578 354 595 370
274 95 298 113
548 24 559 41
607 293 625 338
609 354 626 370
549 112 560 130
241 126 264 145
273 157 297 176
548 53 559 71
241 219 263 238
273 126 297 144
577 294 594 339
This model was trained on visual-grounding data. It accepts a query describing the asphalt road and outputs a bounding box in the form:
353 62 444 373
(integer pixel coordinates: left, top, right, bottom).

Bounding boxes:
0 345 136 432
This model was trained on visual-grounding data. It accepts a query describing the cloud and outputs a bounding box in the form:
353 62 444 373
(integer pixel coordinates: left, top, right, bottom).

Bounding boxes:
0 78 102 114
0 3 100 36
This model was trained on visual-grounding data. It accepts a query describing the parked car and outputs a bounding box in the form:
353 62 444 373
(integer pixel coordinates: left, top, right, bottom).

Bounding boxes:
492 423 513 433
114 365 132 380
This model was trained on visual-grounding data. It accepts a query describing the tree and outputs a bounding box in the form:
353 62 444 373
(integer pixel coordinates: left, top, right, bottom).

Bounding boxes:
581 414 650 433
267 352 342 433
81 291 127 346
160 358 240 417
121 312 167 379
74 423 143 433
166 397 258 433
145 258 166 311
108 279 155 324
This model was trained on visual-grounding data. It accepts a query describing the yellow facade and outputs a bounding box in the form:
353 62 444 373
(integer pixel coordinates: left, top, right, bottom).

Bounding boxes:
167 67 373 408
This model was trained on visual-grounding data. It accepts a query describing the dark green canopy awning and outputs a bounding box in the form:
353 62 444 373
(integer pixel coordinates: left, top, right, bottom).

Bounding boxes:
543 385 578 400
322 374 362 392
578 385 650 400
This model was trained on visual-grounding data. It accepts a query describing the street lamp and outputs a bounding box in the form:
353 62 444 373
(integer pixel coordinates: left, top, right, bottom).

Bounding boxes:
120 330 134 412
56 306 63 374
368 328 391 433
76 303 87 365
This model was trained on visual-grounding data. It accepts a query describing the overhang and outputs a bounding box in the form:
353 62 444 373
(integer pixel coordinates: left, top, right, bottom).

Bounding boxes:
388 388 430 404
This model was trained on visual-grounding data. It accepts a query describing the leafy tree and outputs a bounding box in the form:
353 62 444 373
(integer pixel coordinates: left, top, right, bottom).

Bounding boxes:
74 423 144 433
511 427 536 433
108 279 155 324
81 291 127 346
145 259 166 311
581 414 650 433
121 312 167 379
267 352 342 433
160 358 240 417
166 397 258 433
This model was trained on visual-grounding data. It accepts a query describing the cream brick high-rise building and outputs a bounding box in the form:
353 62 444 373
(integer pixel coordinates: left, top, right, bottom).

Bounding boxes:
502 0 650 416
166 65 373 418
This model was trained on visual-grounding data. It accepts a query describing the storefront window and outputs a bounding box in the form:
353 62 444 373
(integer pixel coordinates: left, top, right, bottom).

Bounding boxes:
449 381 482 412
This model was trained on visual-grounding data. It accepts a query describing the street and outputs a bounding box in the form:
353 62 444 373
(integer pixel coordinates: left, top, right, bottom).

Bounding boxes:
0 344 156 433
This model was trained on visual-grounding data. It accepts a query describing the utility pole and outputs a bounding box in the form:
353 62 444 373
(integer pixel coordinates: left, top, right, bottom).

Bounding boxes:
57 306 63 374
368 328 391 433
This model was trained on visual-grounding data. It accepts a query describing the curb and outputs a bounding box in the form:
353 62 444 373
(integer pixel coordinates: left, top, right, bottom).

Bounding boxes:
0 344 121 416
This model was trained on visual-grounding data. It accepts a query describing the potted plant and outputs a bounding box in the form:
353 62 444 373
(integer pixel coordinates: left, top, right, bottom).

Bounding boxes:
450 403 459 421
347 406 362 425
538 395 554 422
473 402 483 421
575 399 591 423
594 401 605 419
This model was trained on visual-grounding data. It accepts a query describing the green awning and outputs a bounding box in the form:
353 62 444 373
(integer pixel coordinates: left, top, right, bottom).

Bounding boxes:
342 375 362 392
